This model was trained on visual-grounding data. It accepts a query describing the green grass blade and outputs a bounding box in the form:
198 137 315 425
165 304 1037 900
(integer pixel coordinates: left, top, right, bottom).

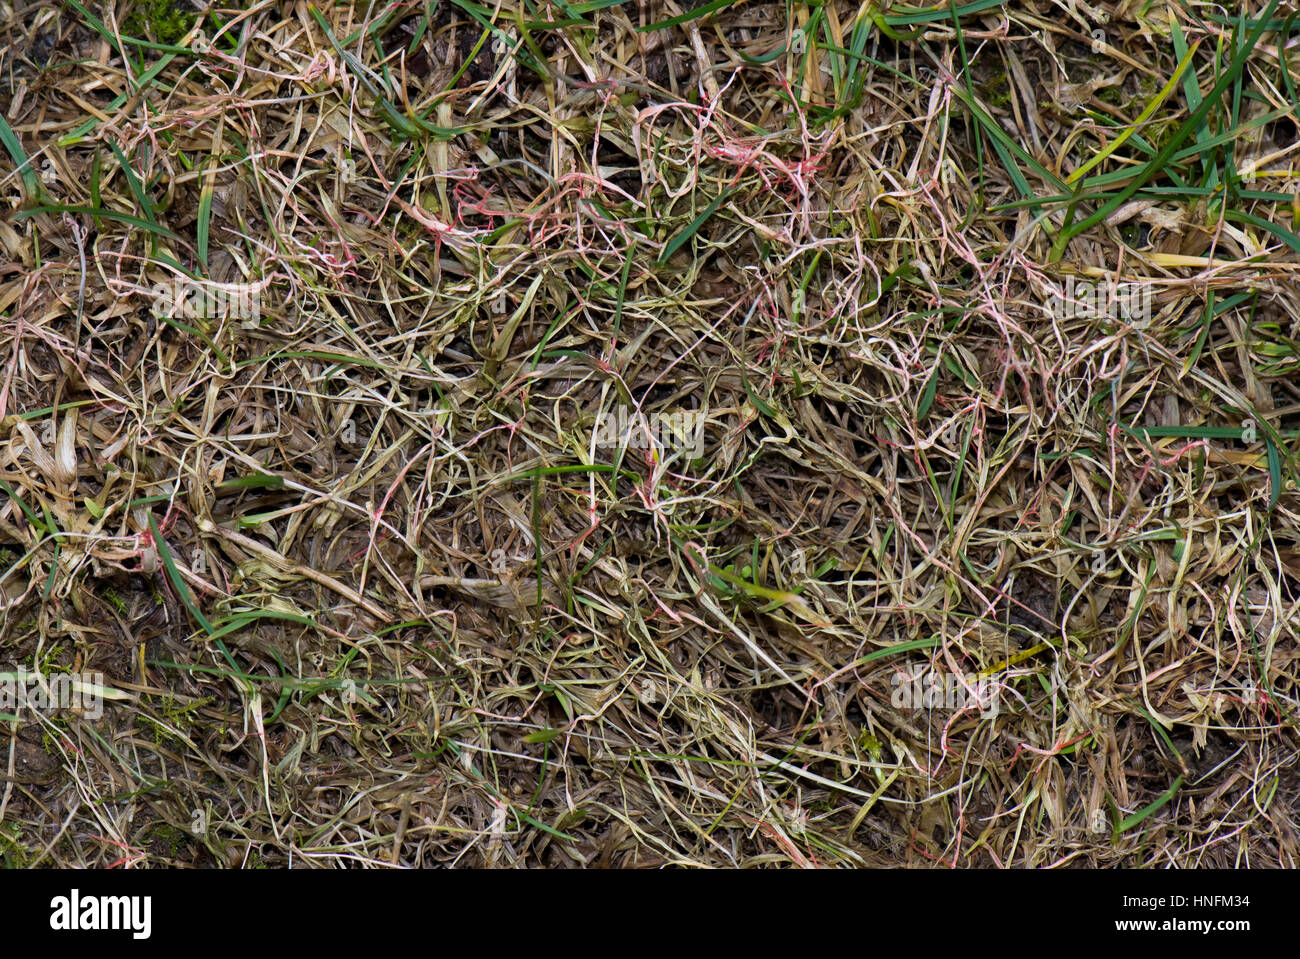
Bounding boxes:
0 114 40 201
658 189 733 265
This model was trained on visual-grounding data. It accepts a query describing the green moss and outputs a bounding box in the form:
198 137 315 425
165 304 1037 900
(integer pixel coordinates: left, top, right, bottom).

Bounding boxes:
138 713 181 747
0 822 30 868
148 822 191 857
141 695 212 747
980 73 1012 108
101 586 127 613
124 0 197 45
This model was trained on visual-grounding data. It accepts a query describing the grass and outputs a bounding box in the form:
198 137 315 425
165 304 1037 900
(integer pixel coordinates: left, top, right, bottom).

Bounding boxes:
0 0 1296 868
